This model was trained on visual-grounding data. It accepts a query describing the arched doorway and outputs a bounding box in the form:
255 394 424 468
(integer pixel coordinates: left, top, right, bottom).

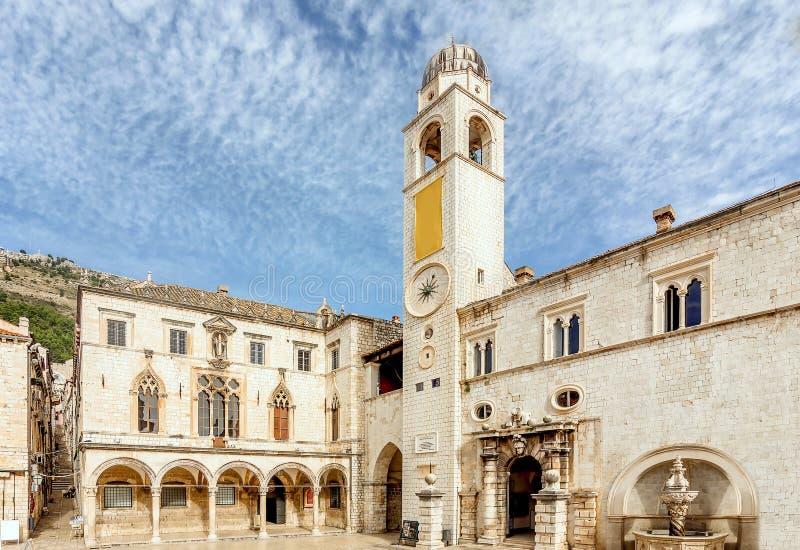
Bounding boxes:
370 442 403 533
385 447 402 531
507 456 542 539
264 476 286 525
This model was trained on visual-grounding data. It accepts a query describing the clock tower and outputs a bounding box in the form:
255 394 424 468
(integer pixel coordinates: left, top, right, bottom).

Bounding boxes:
401 43 508 542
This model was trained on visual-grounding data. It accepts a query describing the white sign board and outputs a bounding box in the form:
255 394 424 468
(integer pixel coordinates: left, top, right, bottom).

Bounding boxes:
0 520 19 544
415 432 438 454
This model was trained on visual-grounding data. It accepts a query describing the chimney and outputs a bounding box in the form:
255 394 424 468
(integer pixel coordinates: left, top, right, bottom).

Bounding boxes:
146 271 152 282
216 285 229 295
18 317 29 337
391 315 401 324
653 205 676 233
514 266 535 285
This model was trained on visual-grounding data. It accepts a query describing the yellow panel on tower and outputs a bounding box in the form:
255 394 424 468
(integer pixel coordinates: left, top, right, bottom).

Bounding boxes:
414 177 443 261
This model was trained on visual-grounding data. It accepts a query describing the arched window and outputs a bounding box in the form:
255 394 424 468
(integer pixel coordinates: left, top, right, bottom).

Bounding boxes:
331 394 340 442
136 373 160 433
568 314 580 355
685 279 702 327
468 116 491 167
665 285 680 332
198 391 210 436
474 342 482 377
553 319 564 358
420 121 442 173
273 389 291 441
197 375 240 438
484 339 493 374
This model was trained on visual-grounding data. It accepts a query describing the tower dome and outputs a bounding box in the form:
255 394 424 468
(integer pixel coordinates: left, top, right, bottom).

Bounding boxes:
421 43 488 88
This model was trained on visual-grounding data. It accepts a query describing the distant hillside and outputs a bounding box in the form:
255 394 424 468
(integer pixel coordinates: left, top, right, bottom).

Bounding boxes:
0 248 133 362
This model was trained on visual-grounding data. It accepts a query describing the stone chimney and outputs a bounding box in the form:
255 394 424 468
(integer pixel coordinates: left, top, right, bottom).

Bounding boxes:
653 205 676 233
391 315 401 323
18 317 29 337
514 266 535 284
216 285 229 295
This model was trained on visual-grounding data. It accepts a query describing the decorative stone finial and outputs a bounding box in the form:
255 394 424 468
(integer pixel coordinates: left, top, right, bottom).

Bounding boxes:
541 469 562 492
424 472 437 486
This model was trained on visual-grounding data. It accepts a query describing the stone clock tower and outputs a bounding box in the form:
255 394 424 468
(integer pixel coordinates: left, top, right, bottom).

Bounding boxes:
402 43 508 542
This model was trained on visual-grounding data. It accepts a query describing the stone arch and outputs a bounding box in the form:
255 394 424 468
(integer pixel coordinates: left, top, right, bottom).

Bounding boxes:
212 461 266 487
417 116 445 176
129 367 167 396
155 459 213 487
265 462 317 489
465 110 495 170
607 444 758 519
372 440 402 482
270 379 295 406
89 457 156 486
318 463 348 486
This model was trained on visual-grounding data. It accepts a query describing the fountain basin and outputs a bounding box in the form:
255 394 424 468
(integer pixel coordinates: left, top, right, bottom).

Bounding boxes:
633 530 727 550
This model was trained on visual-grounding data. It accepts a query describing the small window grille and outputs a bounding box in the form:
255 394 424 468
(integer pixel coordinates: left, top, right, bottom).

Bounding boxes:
250 341 265 365
107 320 126 347
415 382 424 392
297 349 311 371
331 347 339 370
162 486 187 507
169 329 187 354
216 486 236 506
103 485 132 508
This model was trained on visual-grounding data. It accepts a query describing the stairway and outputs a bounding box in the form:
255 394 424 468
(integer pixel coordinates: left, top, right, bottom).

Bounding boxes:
51 425 74 493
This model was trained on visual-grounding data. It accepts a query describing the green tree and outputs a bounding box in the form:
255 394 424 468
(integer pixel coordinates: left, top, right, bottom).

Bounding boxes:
0 299 74 362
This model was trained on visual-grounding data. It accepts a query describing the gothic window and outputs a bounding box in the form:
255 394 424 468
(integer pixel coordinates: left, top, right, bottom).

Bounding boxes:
250 341 265 365
137 373 160 433
685 279 702 327
330 394 340 442
197 375 240 438
169 328 187 355
273 389 291 441
568 315 580 355
107 319 126 346
485 339 493 373
665 286 680 332
473 343 482 377
553 319 564 358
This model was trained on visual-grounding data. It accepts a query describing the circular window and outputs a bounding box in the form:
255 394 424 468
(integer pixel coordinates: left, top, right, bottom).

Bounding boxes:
423 325 434 340
471 401 494 422
474 85 481 94
550 385 584 413
428 91 435 100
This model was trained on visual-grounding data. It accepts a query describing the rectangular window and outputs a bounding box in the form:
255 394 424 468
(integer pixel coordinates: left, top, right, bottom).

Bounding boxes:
331 347 339 371
297 349 311 372
250 341 265 365
431 378 441 388
162 486 187 507
415 382 424 392
477 268 485 284
169 328 187 354
274 406 290 440
107 320 126 347
216 486 236 506
103 485 132 509
329 485 341 509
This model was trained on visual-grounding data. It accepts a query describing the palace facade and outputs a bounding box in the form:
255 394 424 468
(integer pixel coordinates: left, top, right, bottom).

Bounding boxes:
73 43 799 549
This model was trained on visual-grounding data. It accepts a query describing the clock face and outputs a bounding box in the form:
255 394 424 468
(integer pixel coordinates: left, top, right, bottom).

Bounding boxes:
405 263 451 318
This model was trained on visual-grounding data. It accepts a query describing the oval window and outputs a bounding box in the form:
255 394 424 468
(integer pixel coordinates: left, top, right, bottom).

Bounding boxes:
550 385 584 413
471 401 494 421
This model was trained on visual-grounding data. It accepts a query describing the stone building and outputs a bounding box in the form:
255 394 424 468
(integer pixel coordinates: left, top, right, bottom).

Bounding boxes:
0 317 55 541
73 43 798 549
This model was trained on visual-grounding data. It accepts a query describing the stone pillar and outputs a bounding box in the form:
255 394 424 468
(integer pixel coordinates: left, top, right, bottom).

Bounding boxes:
534 470 569 550
207 486 218 541
416 473 445 550
678 289 687 329
478 450 500 545
84 486 99 548
151 487 162 543
258 487 269 539
570 491 598 550
311 487 321 535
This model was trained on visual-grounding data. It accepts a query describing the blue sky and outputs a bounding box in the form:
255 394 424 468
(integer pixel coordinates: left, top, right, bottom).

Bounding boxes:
2 1 799 319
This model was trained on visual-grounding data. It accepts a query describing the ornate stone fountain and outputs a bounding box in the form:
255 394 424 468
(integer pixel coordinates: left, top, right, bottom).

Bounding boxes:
633 457 728 550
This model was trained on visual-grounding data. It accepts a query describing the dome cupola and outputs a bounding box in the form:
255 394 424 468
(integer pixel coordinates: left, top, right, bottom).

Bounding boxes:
421 43 488 88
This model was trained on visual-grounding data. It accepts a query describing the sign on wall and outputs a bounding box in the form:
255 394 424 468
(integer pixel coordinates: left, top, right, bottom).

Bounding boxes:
415 432 438 453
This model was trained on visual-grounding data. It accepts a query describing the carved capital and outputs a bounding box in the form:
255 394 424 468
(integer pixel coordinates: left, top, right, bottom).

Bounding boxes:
259 487 270 496
151 487 161 498
208 486 218 496
85 486 98 498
